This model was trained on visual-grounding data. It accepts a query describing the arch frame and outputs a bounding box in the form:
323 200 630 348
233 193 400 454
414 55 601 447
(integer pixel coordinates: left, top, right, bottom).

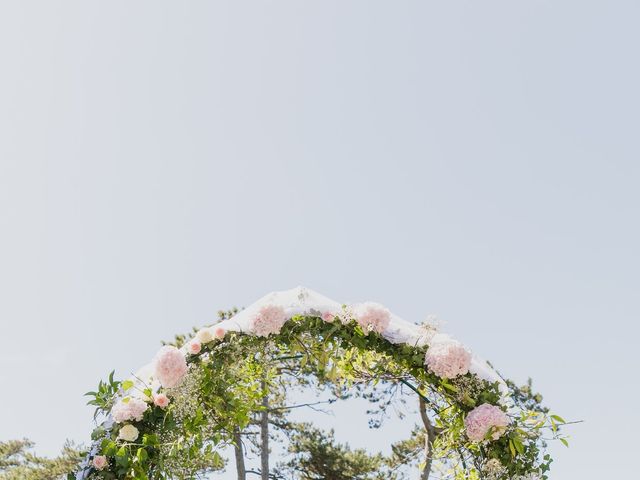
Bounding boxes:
79 287 565 480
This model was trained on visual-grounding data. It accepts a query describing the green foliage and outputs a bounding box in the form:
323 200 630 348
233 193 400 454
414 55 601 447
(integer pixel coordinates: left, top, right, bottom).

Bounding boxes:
85 371 121 419
275 423 393 480
0 439 82 480
81 313 567 480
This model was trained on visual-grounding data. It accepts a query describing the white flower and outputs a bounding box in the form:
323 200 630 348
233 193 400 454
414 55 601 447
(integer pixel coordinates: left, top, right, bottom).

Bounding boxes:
482 458 507 479
196 328 213 344
513 473 542 480
118 424 139 442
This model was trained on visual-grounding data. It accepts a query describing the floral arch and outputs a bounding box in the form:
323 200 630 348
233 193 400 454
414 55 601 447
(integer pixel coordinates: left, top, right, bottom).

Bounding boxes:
78 287 566 480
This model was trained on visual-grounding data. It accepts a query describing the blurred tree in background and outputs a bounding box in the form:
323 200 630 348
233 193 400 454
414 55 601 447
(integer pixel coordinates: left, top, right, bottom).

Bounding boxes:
0 439 81 480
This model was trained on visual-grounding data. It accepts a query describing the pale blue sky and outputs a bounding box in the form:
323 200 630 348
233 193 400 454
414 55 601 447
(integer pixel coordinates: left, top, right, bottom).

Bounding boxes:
0 1 638 478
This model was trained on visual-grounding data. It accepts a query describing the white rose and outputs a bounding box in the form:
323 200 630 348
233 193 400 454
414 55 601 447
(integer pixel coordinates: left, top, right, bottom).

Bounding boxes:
118 424 139 442
196 328 213 344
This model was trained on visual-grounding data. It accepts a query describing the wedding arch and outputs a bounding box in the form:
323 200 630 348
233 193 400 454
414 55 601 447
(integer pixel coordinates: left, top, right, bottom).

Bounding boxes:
78 287 566 480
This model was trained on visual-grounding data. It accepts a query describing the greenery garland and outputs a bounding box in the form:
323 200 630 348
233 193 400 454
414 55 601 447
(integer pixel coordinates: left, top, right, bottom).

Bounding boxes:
80 308 568 480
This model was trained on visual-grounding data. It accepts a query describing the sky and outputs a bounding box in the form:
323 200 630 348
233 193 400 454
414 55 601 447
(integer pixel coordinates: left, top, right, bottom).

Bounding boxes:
0 1 638 478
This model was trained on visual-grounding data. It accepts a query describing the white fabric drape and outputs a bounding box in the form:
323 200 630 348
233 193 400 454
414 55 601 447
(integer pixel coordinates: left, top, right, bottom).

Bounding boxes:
131 286 506 392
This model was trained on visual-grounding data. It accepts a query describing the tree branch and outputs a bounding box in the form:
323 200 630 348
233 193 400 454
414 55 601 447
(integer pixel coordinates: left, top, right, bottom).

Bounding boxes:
260 378 269 480
233 427 246 480
419 397 438 480
266 399 335 414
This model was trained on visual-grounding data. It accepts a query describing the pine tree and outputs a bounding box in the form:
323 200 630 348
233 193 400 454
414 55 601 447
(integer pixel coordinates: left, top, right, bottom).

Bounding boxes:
0 439 82 480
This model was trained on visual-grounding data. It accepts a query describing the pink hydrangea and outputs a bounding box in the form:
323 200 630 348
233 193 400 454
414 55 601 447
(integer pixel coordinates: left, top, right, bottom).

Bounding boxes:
154 346 188 388
92 455 108 470
352 302 391 334
187 340 202 355
464 403 510 442
111 396 148 423
153 393 170 408
250 305 288 337
213 326 226 339
424 340 472 378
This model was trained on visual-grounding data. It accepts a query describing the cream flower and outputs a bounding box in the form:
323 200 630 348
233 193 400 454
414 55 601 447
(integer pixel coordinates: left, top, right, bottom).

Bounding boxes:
118 424 139 442
196 328 214 344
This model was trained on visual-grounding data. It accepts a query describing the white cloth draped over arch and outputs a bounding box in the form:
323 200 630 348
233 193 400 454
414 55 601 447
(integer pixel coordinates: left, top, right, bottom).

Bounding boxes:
130 286 505 393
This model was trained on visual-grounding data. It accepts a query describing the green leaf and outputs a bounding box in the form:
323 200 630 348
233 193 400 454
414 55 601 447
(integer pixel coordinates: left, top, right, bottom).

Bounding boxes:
442 382 458 393
513 436 525 455
122 380 134 391
136 447 148 462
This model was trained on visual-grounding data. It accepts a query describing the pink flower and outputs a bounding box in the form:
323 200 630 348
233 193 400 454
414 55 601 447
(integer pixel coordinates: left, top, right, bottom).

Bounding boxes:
153 393 170 408
352 302 391 334
214 326 226 339
322 311 337 322
464 403 510 442
187 340 202 355
92 455 108 470
250 305 288 337
424 340 472 379
154 346 188 388
111 397 148 423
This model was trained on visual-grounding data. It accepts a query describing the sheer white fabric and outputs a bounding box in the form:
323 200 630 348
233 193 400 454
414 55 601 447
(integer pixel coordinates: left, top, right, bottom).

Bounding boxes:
130 286 505 392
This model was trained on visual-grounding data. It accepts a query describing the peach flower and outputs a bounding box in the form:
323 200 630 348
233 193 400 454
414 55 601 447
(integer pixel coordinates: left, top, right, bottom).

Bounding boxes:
187 340 202 355
214 326 226 339
153 393 170 408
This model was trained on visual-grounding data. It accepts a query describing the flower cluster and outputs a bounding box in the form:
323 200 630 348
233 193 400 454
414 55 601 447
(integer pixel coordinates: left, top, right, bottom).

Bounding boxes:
154 346 188 388
194 325 225 344
250 305 288 337
351 302 391 334
464 403 510 442
111 396 148 423
482 458 507 480
424 340 471 379
512 473 542 480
